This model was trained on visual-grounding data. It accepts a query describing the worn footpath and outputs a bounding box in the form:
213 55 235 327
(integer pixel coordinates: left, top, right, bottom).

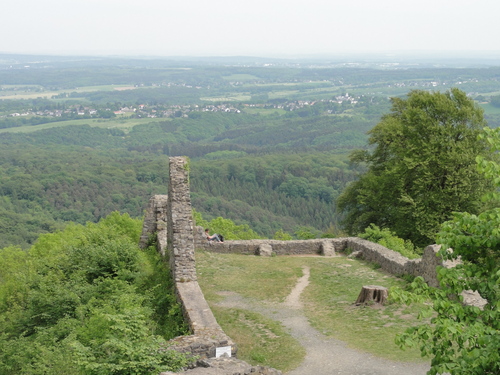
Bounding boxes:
214 266 431 375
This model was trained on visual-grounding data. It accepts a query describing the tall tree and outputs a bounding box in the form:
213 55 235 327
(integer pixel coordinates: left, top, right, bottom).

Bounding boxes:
337 88 494 246
395 126 500 375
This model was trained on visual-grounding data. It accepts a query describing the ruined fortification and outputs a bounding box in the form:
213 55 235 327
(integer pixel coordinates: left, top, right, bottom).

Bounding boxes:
140 156 460 374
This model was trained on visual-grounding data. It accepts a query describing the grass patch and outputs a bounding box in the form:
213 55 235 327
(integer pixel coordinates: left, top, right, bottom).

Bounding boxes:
0 84 135 100
196 251 428 365
267 90 300 99
303 257 427 362
222 74 260 81
210 306 305 372
242 107 287 116
196 250 303 303
0 117 168 134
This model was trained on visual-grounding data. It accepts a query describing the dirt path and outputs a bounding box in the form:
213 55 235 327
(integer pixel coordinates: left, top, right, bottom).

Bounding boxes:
215 266 430 375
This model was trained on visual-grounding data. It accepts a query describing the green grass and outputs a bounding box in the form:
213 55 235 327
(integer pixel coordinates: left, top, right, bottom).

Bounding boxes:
302 257 426 362
200 94 252 101
0 117 168 134
267 90 300 99
210 306 305 372
196 251 428 369
0 84 136 100
242 107 287 116
197 251 303 303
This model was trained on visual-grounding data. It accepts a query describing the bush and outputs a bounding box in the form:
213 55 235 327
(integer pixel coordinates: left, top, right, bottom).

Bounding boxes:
273 229 292 240
359 224 420 259
0 212 189 374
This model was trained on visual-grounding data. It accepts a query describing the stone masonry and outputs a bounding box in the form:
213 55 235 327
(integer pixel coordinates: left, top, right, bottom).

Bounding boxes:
140 156 478 374
140 157 285 375
167 157 197 283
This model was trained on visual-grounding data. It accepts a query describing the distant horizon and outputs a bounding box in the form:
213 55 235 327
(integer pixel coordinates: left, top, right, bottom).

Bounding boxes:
3 0 500 62
2 49 500 61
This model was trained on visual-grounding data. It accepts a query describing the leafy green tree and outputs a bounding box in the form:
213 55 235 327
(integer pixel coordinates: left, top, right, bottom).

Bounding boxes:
206 216 261 240
294 226 319 240
273 229 292 241
394 127 500 375
338 88 494 247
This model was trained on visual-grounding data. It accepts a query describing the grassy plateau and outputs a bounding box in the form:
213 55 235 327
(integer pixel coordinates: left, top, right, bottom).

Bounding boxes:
196 250 428 372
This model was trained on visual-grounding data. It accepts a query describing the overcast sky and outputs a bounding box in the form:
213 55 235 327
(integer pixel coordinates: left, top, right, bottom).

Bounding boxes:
2 0 499 57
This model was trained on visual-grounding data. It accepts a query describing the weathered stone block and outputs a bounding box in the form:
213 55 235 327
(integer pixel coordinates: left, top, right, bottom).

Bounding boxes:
257 243 273 256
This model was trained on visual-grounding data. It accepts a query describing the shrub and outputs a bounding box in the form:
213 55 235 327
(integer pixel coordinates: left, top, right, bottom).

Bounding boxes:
0 212 189 374
359 224 420 259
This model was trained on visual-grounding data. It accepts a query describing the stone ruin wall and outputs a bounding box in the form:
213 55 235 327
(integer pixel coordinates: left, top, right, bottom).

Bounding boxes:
139 156 454 374
139 157 238 367
194 231 448 287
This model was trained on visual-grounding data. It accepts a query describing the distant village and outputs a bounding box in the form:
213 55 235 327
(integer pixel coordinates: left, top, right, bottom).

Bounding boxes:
3 93 362 120
1 75 482 121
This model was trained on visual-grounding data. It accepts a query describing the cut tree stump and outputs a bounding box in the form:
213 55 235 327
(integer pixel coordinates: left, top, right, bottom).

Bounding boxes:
355 285 388 305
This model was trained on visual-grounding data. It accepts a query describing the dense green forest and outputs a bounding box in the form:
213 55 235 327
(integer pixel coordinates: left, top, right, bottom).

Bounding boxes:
1 54 500 248
0 112 366 248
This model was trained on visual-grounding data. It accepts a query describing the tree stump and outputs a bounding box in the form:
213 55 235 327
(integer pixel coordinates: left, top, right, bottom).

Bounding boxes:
355 285 388 305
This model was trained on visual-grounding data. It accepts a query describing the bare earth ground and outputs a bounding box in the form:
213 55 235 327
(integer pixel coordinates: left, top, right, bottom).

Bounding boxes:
215 266 431 375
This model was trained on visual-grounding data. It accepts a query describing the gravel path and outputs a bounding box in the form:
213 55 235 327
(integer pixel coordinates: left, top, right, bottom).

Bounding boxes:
215 265 431 375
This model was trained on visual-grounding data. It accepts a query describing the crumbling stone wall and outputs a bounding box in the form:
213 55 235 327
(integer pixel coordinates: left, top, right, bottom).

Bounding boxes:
141 156 459 374
196 230 448 285
140 158 238 367
195 235 336 257
139 194 168 255
167 157 197 283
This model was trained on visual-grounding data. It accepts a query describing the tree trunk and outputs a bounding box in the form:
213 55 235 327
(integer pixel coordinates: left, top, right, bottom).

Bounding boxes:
355 285 388 305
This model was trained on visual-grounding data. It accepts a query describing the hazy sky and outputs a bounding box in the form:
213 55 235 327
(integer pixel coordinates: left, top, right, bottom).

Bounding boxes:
3 0 499 57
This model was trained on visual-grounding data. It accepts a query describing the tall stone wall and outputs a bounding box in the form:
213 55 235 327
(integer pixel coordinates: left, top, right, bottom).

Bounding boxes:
141 157 240 370
167 157 197 283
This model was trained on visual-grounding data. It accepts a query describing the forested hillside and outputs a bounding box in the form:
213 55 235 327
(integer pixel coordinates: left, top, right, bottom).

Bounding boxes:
1 54 500 248
0 111 367 248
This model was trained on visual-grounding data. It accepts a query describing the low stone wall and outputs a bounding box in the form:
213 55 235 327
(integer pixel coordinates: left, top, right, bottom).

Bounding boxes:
341 237 413 276
160 357 282 375
196 231 448 287
195 233 335 257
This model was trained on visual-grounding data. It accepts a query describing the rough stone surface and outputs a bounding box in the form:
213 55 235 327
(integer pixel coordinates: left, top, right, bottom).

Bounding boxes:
160 357 282 375
414 245 444 287
195 232 337 257
257 243 273 256
342 237 410 276
139 194 168 255
320 240 335 256
167 157 197 283
143 157 238 370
